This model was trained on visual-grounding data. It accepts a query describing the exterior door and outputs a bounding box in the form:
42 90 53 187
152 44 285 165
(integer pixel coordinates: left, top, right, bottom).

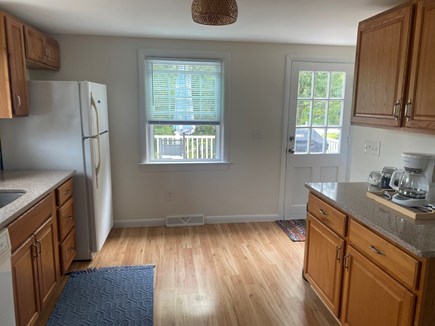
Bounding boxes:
283 60 353 218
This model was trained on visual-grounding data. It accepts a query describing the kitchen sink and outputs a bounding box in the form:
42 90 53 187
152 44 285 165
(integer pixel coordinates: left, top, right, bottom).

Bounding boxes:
0 191 26 208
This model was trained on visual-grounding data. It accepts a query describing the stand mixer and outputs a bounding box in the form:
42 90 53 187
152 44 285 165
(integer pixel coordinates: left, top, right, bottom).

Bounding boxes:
389 153 435 207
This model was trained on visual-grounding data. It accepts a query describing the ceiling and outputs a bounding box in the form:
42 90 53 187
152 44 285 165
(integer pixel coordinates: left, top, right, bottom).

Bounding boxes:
0 0 404 46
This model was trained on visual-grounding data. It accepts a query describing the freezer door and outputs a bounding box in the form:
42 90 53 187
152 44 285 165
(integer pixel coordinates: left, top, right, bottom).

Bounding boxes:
83 128 113 255
80 82 109 136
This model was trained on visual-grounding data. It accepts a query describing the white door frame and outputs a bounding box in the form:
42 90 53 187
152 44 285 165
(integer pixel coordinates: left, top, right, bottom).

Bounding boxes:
278 55 354 219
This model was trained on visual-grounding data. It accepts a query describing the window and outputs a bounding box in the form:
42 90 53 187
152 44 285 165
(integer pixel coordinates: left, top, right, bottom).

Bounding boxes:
294 70 346 154
139 50 229 164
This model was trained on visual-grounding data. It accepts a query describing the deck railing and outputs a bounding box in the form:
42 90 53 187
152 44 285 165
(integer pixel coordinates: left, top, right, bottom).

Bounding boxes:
154 135 216 159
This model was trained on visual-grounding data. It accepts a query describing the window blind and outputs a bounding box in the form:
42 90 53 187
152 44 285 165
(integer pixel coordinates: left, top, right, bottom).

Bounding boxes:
146 59 223 125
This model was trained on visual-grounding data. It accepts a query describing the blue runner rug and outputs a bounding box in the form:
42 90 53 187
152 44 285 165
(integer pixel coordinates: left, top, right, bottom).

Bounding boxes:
47 265 155 326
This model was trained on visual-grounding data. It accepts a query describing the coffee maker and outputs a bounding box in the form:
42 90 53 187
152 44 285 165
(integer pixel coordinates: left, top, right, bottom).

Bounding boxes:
389 153 435 207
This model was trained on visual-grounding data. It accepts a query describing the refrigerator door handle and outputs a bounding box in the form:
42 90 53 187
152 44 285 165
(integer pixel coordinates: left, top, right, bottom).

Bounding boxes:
90 95 101 189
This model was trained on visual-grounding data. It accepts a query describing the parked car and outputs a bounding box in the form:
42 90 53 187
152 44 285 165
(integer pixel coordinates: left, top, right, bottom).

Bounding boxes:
295 129 328 153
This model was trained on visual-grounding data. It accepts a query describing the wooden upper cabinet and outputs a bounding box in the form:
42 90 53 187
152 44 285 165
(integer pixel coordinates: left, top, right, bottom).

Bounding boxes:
404 0 435 130
24 24 60 71
1 15 28 117
351 3 412 128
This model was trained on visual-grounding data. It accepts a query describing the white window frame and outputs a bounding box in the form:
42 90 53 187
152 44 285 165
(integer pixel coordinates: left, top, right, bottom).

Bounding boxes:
138 49 231 168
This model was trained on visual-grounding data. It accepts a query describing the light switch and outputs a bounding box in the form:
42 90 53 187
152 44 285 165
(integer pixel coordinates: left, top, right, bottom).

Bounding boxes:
364 140 381 156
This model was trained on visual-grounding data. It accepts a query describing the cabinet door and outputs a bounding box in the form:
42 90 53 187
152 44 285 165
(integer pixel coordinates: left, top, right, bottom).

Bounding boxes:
341 246 415 326
351 4 412 127
404 0 435 131
11 236 40 326
303 214 345 316
35 216 60 309
4 15 28 116
24 25 46 63
45 37 60 70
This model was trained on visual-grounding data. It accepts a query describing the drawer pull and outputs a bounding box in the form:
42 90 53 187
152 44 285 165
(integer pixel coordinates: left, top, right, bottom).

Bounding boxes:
64 189 71 195
370 245 385 256
318 208 328 216
67 246 75 254
336 246 342 261
66 215 73 221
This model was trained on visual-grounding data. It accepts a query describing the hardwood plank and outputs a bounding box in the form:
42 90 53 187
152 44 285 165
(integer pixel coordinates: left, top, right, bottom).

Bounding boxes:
38 222 338 326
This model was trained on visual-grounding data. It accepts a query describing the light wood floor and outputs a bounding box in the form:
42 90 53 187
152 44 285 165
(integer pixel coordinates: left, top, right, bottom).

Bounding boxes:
41 222 338 326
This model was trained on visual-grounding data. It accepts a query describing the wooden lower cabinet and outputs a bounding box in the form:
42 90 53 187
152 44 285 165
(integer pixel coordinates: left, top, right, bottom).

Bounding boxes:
11 236 40 326
11 216 59 326
341 246 415 326
304 214 345 317
35 217 59 308
8 193 61 326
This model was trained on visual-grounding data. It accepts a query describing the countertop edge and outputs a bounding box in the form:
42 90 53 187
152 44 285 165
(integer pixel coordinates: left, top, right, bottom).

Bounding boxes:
0 170 75 229
305 182 432 258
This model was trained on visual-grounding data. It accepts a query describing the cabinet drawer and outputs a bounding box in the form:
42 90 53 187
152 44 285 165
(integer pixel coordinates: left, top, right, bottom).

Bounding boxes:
348 219 420 290
60 228 76 274
307 193 347 237
56 178 73 206
8 193 54 252
57 197 75 241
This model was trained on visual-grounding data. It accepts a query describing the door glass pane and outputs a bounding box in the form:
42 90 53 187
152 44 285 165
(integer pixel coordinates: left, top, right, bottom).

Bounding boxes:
295 128 309 153
314 72 329 98
328 100 343 126
298 71 313 98
326 128 341 154
313 100 327 126
294 69 346 154
330 72 345 98
311 128 326 153
296 100 311 126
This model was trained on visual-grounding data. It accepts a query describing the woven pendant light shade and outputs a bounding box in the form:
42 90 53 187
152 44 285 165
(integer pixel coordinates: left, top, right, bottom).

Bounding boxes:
192 0 238 26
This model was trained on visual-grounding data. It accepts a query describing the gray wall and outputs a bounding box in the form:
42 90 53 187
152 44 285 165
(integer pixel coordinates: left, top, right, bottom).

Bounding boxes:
349 126 435 181
30 35 357 225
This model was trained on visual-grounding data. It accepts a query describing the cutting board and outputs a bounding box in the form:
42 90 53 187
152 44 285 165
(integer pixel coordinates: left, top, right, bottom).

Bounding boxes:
366 191 435 220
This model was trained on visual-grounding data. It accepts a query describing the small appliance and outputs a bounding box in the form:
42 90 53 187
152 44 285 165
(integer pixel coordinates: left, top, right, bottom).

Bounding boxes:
389 153 435 207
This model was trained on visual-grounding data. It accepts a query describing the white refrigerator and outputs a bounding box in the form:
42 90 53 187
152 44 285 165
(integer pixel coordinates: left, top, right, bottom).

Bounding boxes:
0 81 113 260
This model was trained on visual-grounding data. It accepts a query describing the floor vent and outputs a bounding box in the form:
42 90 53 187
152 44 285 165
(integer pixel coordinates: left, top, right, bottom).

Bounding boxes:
166 215 205 227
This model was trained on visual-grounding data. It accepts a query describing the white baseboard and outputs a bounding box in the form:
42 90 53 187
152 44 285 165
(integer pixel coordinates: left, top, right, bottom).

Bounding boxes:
113 214 280 228
113 219 166 228
205 214 280 224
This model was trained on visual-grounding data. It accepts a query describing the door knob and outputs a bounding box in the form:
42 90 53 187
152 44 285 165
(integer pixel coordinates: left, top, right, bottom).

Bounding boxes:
289 136 295 142
288 148 295 154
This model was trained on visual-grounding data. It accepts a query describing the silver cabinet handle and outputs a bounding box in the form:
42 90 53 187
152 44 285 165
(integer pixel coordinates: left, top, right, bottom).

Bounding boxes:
370 245 385 256
393 100 400 121
319 208 328 216
405 100 412 121
344 253 350 270
16 95 21 107
336 246 342 261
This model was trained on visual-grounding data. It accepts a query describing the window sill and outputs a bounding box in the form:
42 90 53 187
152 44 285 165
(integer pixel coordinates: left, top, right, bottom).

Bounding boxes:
139 161 232 172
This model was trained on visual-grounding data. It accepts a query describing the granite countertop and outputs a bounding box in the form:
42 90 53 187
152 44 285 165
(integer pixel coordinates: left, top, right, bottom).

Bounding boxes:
305 182 435 258
0 170 75 229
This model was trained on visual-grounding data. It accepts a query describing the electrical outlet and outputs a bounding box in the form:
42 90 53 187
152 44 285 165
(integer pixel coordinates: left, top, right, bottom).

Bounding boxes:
166 191 174 201
251 129 263 140
364 140 381 156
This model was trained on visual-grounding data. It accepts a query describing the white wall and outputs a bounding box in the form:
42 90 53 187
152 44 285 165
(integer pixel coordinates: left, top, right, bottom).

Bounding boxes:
30 35 355 225
349 126 435 181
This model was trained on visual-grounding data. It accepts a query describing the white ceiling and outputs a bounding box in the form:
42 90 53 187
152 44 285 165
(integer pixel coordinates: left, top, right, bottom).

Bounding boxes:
0 0 404 46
